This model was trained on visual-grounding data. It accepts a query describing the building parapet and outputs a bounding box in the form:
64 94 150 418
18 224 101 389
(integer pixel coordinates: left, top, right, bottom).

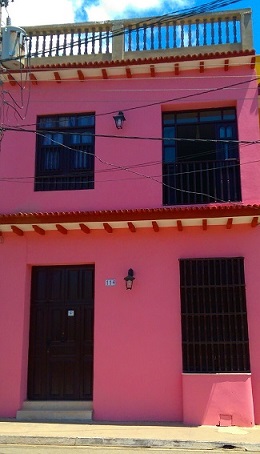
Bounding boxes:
23 8 253 66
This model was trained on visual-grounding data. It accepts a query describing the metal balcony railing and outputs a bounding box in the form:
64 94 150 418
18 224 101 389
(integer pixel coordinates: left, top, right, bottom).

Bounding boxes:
163 159 242 205
22 8 252 64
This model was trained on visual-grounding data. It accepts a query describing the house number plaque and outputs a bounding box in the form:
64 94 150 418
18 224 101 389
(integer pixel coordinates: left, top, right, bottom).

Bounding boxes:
105 279 116 286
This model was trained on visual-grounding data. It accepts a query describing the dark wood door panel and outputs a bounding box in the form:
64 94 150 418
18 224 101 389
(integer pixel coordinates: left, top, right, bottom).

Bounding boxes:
48 358 80 400
82 358 94 399
28 265 94 400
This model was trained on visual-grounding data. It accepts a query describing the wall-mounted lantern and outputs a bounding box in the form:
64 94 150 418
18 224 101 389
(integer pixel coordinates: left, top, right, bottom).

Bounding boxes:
113 111 126 129
124 268 135 290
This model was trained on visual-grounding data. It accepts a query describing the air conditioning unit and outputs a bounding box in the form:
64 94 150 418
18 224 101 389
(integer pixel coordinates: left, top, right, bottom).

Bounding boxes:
1 25 26 69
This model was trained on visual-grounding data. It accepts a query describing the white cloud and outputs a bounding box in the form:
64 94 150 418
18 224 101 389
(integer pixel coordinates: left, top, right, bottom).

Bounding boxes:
3 0 192 27
84 0 191 22
3 0 74 27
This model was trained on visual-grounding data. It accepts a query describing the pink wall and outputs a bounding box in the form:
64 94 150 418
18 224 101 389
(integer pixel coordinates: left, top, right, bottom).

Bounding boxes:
183 374 254 426
0 238 29 416
0 67 259 214
0 63 260 424
1 225 260 424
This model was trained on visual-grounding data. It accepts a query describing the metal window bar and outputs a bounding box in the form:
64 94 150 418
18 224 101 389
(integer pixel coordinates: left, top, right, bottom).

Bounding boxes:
163 160 242 206
35 115 95 192
179 258 250 373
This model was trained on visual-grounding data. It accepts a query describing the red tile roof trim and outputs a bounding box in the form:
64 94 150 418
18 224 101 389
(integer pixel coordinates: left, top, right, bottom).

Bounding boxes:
0 204 259 225
9 50 255 73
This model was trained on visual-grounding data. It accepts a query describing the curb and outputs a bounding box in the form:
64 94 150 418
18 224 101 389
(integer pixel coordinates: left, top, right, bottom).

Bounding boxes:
1 436 260 450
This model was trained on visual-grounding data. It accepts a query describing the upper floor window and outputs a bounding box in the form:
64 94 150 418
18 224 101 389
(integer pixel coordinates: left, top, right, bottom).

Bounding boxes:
35 113 95 191
162 107 241 205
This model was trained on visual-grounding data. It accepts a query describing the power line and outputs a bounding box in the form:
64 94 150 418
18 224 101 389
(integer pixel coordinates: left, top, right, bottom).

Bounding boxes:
1 1 14 6
8 74 259 130
37 130 228 203
0 72 257 186
16 71 258 81
0 0 255 202
0 0 241 63
1 150 258 204
0 1 255 124
0 144 258 183
96 76 260 117
2 123 260 147
12 67 258 90
0 126 258 205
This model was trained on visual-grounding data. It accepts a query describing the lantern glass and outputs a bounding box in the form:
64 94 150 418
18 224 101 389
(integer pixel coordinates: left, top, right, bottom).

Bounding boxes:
124 268 135 290
113 111 126 129
126 279 133 290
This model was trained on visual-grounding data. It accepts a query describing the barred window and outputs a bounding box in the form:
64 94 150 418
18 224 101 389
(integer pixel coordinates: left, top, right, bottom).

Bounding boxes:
179 257 250 373
162 107 241 205
35 113 95 191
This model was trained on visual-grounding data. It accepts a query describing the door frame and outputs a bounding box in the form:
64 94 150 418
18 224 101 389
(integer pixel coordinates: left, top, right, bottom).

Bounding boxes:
27 264 95 400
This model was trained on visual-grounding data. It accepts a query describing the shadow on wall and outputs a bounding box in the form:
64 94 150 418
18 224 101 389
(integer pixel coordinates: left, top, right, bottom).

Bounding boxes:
182 374 255 427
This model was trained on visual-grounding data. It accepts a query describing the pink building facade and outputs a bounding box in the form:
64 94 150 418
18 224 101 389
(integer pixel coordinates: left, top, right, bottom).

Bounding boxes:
0 9 260 426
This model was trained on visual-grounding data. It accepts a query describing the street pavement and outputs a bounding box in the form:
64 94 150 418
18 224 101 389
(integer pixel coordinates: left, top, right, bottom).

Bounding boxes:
0 421 260 451
0 446 256 453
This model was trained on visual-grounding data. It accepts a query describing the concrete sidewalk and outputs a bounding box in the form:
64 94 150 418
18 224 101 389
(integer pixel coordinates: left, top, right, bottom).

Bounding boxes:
0 420 260 450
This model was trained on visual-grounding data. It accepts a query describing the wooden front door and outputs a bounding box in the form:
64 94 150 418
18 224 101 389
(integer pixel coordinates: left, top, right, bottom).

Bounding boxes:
28 265 94 400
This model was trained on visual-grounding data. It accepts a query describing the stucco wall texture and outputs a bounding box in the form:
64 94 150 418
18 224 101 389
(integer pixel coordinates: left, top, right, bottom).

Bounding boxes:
0 226 259 425
0 68 259 214
0 66 259 426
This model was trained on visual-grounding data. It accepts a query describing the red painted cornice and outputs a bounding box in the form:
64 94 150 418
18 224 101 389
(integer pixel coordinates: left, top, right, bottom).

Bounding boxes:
0 203 260 225
15 49 255 73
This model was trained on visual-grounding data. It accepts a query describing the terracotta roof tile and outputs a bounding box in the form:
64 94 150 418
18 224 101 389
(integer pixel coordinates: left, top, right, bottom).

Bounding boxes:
27 49 255 71
0 203 260 225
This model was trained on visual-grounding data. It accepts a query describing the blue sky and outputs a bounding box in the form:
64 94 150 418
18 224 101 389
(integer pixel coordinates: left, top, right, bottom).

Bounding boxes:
5 0 260 53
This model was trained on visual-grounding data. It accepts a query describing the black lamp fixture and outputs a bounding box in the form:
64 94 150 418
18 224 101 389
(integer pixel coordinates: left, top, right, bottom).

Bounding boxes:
113 111 126 129
124 268 135 290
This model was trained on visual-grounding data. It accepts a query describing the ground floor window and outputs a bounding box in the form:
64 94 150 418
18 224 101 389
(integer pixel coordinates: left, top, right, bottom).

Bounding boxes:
179 257 250 373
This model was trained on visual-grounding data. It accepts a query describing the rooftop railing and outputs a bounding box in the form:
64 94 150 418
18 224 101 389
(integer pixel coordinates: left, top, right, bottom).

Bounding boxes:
23 8 252 65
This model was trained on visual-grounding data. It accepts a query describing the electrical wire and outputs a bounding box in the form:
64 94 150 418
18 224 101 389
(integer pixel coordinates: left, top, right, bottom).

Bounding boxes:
7 73 259 130
0 0 242 63
0 0 254 126
0 65 258 186
0 36 32 122
0 125 259 205
0 0 256 202
96 76 260 118
2 123 260 147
